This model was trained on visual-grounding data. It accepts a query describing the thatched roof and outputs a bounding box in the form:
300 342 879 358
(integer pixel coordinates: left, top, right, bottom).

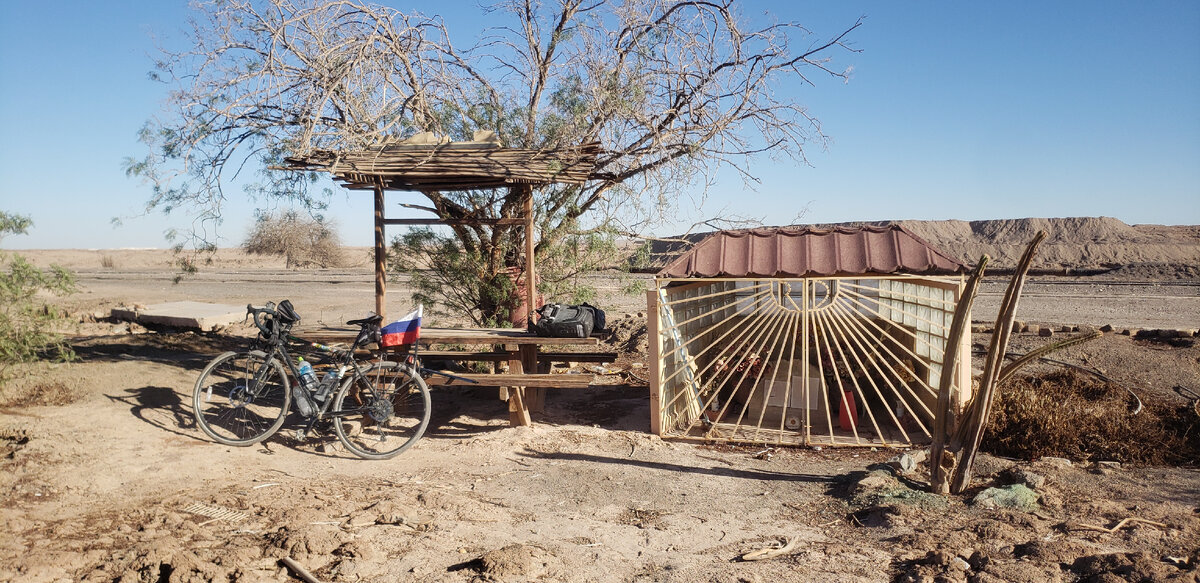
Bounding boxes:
283 132 607 191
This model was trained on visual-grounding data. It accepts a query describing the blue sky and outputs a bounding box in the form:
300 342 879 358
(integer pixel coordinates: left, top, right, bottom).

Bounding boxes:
1 1 1197 249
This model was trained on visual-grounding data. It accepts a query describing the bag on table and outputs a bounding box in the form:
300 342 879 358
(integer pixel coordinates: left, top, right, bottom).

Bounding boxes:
533 303 595 338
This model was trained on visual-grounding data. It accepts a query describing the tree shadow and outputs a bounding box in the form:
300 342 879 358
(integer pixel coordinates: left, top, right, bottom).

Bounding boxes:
71 333 242 367
105 386 203 442
516 448 835 483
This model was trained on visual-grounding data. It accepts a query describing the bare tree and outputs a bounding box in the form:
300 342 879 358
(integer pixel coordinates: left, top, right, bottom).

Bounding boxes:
128 0 861 322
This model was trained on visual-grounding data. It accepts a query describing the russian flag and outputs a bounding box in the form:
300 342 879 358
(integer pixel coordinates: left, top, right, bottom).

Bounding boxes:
380 305 422 347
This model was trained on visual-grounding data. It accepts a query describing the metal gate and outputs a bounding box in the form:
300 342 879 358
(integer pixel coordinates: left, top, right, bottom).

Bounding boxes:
650 275 969 447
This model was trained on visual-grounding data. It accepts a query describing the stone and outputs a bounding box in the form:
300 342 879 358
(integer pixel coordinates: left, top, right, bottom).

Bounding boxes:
1038 327 1054 337
1037 456 1073 469
1000 467 1047 489
951 557 971 571
1099 324 1114 333
1012 320 1025 333
972 484 1040 512
888 453 919 474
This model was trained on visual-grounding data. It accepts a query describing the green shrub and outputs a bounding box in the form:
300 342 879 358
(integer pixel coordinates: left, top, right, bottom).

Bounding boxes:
0 212 76 382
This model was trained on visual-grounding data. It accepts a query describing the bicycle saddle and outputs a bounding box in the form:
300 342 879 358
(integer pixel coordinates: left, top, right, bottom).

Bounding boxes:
346 314 383 327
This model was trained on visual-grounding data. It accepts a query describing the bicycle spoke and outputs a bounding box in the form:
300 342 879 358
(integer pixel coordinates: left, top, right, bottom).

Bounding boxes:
332 363 430 460
193 351 290 446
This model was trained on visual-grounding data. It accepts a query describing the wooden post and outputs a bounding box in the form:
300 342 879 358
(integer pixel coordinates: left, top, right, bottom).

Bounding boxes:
374 180 387 319
521 344 545 415
507 343 533 427
522 185 536 329
647 288 662 435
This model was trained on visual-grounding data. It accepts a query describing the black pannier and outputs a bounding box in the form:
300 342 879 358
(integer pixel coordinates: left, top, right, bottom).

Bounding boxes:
533 303 595 338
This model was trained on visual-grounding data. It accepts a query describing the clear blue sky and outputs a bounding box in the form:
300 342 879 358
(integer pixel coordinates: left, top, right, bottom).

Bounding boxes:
1 1 1197 249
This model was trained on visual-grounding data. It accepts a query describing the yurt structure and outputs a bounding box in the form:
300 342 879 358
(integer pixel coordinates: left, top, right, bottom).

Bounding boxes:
648 225 970 448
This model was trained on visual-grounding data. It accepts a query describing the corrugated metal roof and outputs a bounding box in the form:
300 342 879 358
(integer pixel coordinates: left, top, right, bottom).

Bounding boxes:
657 224 966 278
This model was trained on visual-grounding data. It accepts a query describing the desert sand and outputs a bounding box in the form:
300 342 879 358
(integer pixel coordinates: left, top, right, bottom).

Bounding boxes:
1 218 1198 582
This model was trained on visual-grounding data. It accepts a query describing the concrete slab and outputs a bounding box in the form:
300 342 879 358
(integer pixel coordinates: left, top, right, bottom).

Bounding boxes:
111 301 246 331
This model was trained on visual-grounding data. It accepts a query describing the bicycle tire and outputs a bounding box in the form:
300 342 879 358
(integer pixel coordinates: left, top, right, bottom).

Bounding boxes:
332 361 430 460
193 350 291 446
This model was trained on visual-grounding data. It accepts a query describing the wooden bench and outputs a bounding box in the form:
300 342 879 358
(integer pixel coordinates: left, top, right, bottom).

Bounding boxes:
406 350 619 365
296 325 607 426
423 373 596 389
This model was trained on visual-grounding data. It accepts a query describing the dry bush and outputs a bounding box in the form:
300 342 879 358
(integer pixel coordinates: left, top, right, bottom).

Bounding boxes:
985 370 1200 466
244 211 344 268
100 255 116 269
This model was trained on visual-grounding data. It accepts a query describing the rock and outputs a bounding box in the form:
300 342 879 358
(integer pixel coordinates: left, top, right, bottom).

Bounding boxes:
1095 461 1121 470
999 467 1046 489
1038 327 1054 337
1061 325 1074 333
1120 329 1132 336
1134 329 1158 339
972 484 1040 512
1012 320 1025 333
1037 456 1073 469
951 557 971 571
857 471 897 491
888 453 920 474
1099 324 1114 333
971 324 989 333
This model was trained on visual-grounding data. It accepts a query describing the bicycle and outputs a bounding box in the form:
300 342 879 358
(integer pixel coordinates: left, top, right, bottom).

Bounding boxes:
192 300 434 459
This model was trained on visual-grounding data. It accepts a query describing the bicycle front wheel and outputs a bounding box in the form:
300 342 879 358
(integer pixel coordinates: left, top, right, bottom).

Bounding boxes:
332 362 431 460
193 350 290 446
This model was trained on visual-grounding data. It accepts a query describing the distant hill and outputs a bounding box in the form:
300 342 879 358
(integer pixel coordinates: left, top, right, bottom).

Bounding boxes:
638 217 1200 278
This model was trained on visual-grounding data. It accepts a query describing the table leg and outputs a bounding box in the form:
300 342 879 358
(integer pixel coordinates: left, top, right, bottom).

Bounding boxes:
507 348 532 426
519 344 545 414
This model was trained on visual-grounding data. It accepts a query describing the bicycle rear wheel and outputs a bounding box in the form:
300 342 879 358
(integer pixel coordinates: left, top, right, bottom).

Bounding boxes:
332 362 430 460
193 350 290 446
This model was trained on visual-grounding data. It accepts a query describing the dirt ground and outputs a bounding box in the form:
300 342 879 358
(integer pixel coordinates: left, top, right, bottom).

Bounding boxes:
1 252 1198 582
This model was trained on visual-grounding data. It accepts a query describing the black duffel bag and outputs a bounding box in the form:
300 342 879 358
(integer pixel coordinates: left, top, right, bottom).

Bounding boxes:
581 302 606 332
533 303 595 338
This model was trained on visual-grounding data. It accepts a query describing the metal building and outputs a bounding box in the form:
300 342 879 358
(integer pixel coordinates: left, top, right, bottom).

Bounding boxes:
648 224 971 448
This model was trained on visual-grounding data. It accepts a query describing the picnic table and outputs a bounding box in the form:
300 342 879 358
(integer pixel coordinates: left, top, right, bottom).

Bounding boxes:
298 326 616 426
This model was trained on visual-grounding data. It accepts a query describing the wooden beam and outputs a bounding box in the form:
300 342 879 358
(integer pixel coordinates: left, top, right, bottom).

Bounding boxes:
374 180 386 318
381 218 525 226
424 374 595 388
647 288 662 436
522 184 536 330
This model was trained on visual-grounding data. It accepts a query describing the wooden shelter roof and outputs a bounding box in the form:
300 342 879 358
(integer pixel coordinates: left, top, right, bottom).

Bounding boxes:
283 133 606 191
658 224 966 278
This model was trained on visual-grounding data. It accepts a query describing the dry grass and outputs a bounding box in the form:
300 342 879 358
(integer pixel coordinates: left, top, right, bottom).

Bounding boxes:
985 370 1200 466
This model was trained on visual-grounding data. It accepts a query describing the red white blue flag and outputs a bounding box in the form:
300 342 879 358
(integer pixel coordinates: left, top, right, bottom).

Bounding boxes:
380 305 422 347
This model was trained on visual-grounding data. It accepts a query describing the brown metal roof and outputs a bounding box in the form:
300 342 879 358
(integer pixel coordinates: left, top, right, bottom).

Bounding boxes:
657 224 966 278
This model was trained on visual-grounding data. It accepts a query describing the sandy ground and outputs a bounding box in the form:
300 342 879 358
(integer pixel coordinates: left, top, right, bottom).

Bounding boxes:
0 251 1198 582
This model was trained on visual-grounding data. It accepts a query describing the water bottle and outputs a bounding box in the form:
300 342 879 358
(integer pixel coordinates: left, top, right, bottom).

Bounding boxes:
314 367 341 403
297 358 318 389
292 358 318 417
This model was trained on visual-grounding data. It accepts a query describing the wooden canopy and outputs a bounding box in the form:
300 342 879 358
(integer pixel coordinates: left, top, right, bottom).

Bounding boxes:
284 133 604 191
281 133 607 321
